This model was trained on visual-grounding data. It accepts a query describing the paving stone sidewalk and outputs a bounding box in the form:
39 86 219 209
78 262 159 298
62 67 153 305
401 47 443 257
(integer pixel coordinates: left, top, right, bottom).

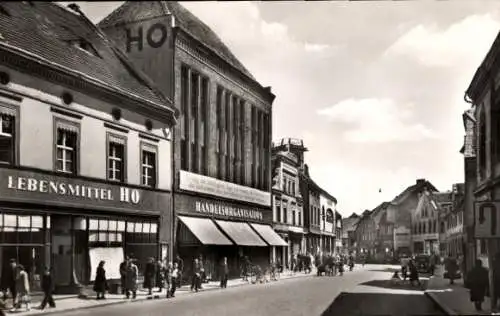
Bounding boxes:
425 264 493 315
1 268 322 316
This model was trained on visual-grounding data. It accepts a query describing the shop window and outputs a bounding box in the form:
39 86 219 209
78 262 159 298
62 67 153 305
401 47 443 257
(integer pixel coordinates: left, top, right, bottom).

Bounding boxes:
0 111 16 165
107 133 126 182
0 213 46 245
88 218 125 245
54 119 80 175
140 143 157 188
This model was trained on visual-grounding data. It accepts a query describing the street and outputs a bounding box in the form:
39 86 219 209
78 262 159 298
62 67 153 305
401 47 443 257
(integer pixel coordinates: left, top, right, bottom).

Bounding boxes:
60 265 442 316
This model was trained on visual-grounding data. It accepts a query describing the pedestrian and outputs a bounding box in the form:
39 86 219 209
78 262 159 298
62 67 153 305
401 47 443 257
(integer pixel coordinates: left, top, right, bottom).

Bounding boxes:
170 262 179 298
191 258 202 292
93 261 107 300
1 259 16 308
445 256 459 285
39 267 55 310
156 259 166 293
401 256 409 281
465 259 489 312
408 260 421 287
164 262 172 298
143 257 156 296
198 255 205 288
14 265 30 311
125 259 138 299
174 254 184 288
429 252 437 276
119 256 129 295
220 257 229 288
493 253 500 311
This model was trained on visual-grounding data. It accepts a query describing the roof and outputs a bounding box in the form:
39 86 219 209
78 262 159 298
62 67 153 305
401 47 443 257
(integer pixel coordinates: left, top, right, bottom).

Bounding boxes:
302 174 338 204
391 179 438 205
0 2 175 119
98 1 256 82
342 217 360 232
465 30 500 103
432 192 453 204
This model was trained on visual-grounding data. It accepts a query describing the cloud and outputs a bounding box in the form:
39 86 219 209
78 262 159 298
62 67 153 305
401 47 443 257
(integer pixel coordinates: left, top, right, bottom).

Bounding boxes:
385 14 500 67
317 98 437 143
304 43 329 52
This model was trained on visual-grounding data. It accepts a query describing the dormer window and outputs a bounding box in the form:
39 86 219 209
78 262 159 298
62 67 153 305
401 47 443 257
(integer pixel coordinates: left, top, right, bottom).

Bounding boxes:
68 38 100 57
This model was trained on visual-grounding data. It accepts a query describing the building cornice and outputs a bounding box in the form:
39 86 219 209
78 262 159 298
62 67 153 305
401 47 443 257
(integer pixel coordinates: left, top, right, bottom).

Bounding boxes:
0 44 177 126
173 28 275 105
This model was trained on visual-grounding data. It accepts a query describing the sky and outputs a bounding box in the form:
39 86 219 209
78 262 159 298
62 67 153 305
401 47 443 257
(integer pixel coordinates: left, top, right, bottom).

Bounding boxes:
73 1 500 218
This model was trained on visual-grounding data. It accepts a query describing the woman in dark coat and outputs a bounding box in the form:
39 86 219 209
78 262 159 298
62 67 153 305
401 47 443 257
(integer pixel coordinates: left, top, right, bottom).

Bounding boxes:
466 259 489 312
155 260 165 293
408 260 421 287
143 258 156 296
93 261 107 300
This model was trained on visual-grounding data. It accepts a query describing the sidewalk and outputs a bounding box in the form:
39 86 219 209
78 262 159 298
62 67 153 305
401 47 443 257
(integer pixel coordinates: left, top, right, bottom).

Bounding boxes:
424 265 492 315
2 269 315 316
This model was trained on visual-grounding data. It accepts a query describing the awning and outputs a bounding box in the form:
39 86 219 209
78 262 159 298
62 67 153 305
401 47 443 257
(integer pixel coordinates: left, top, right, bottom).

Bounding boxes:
250 223 288 247
215 220 267 247
178 216 233 245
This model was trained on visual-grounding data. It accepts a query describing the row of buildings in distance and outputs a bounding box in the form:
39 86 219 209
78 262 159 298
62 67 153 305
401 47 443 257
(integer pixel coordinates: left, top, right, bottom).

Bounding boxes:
342 179 466 264
0 1 343 293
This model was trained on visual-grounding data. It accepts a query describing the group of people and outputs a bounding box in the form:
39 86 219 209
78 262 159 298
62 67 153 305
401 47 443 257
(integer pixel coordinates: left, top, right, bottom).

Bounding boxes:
314 253 355 276
397 256 422 287
0 259 55 312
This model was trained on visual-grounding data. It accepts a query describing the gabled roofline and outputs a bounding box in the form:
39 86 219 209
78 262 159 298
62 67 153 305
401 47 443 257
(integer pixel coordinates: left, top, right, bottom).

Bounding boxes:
0 43 177 125
465 31 500 103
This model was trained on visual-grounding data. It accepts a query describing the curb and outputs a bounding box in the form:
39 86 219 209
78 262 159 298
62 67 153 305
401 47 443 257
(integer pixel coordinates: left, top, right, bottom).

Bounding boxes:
13 274 314 316
424 291 456 316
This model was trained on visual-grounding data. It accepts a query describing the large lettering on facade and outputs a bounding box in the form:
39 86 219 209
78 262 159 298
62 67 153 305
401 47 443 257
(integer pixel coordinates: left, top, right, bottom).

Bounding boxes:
195 201 264 221
126 23 168 53
0 169 169 214
7 176 140 204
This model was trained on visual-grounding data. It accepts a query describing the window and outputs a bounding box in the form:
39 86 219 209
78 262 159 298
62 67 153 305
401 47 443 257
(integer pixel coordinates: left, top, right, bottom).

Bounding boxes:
54 120 79 174
107 134 126 182
292 210 296 226
180 65 189 171
283 206 288 224
141 143 157 188
276 203 281 223
298 212 301 226
88 218 125 244
0 112 15 165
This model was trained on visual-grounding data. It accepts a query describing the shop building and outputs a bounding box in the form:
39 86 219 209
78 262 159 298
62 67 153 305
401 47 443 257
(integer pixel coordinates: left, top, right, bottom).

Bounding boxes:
411 188 442 255
0 2 176 293
300 166 323 255
271 138 306 268
99 1 280 281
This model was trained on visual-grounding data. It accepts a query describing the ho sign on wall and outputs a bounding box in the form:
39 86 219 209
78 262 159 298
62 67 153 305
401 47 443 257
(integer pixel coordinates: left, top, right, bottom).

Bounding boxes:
474 201 500 238
126 23 168 53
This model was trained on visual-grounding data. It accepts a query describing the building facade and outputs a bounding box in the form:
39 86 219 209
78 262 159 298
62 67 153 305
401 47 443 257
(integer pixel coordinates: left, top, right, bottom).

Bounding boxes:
335 211 343 253
372 202 395 261
355 210 376 257
100 1 282 281
271 138 306 268
342 213 360 255
0 2 176 293
439 184 465 258
464 31 500 306
319 191 337 254
412 188 442 255
460 106 478 275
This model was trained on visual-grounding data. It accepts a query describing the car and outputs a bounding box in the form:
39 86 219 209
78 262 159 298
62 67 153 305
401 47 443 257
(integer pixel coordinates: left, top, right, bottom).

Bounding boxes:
414 254 432 274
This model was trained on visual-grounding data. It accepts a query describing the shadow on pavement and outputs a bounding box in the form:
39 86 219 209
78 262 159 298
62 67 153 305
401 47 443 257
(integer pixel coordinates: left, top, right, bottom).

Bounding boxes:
321 291 444 316
368 268 400 273
361 279 429 291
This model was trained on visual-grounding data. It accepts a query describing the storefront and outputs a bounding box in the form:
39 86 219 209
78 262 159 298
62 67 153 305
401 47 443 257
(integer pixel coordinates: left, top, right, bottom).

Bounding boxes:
0 168 171 293
174 194 286 281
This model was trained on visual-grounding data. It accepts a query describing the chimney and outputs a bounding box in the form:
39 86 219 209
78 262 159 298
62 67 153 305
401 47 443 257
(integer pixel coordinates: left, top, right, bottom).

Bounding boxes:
304 164 309 177
416 179 425 185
